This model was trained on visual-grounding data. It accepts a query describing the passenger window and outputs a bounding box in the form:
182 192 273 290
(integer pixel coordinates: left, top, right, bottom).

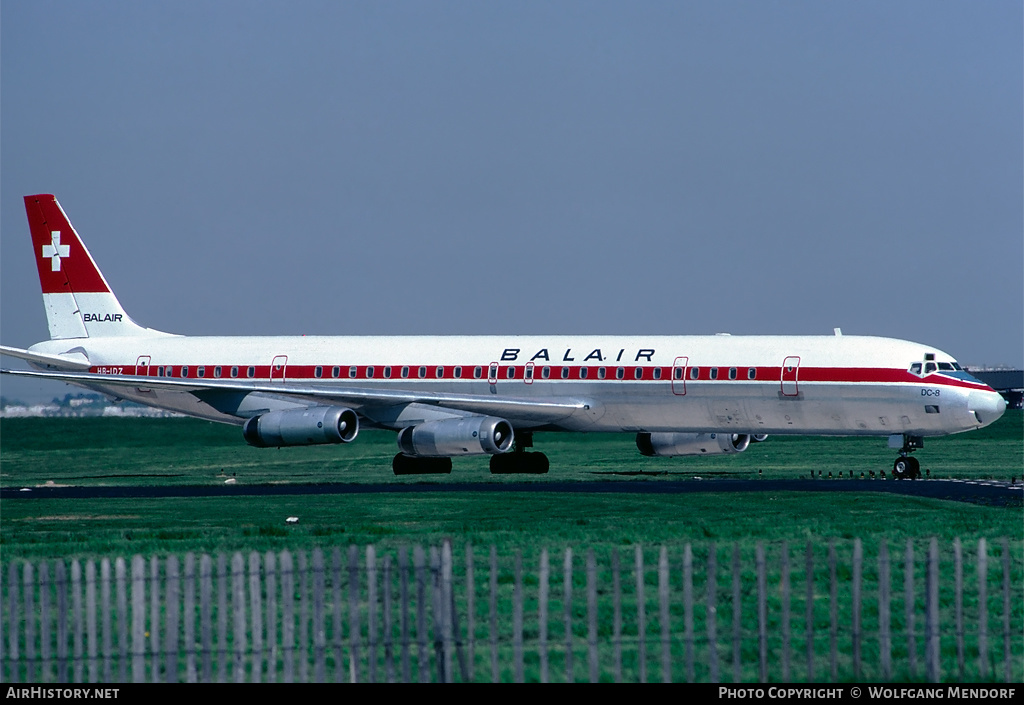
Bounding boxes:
747 368 756 380
182 366 189 377
728 367 737 380
367 366 375 378
580 368 588 379
214 366 222 378
525 366 534 379
454 366 462 378
561 367 569 379
347 366 355 378
653 368 662 380
615 367 624 380
634 367 643 379
247 366 255 378
542 366 550 379
401 366 409 378
197 366 205 378
709 368 718 380
474 366 482 379
690 367 700 380
598 368 606 379
435 366 444 378
230 366 238 378
506 367 515 379
314 366 322 378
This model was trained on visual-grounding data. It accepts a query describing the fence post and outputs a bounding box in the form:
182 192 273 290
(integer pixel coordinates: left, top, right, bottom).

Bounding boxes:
165 555 180 683
954 537 964 679
367 545 378 683
612 548 622 683
312 548 325 683
383 554 394 683
71 560 83 684
905 539 916 679
977 538 987 679
266 550 279 683
231 552 246 683
199 555 212 683
926 537 939 682
347 545 360 683
853 538 862 680
565 547 575 682
780 541 790 682
828 541 837 682
131 556 145 683
398 546 410 683
1001 537 1010 683
4 563 16 683
487 545 497 683
733 544 741 683
184 554 196 684
250 552 264 683
465 544 475 683
297 551 309 684
281 550 295 684
683 543 694 683
634 545 645 683
587 548 598 683
441 542 454 683
879 541 891 681
216 554 228 683
659 546 670 683
56 560 67 683
416 545 429 682
513 549 523 683
805 542 813 682
539 547 549 683
757 543 767 683
26 562 38 684
707 543 718 683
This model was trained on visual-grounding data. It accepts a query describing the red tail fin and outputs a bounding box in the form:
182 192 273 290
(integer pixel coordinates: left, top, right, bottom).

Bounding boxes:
25 194 111 295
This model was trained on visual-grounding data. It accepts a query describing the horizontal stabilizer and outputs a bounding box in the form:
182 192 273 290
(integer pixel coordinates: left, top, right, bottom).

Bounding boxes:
0 345 91 371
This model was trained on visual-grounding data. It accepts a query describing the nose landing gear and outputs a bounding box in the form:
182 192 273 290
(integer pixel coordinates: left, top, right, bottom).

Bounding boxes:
891 434 924 480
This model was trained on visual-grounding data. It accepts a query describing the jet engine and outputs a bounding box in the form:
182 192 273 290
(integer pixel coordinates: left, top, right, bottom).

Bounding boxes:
397 416 514 457
636 432 751 457
243 406 359 447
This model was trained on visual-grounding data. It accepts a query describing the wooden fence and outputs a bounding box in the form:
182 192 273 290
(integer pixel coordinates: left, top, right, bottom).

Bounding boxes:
1 538 1020 683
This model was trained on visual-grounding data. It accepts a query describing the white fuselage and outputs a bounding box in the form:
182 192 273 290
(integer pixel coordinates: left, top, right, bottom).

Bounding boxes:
28 333 1002 437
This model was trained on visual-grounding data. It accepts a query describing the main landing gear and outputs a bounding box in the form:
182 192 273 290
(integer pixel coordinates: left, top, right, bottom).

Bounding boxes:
489 432 549 475
891 434 924 480
392 432 549 475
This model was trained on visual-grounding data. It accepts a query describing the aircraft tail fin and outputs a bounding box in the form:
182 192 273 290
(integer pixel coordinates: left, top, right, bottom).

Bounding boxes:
24 194 164 340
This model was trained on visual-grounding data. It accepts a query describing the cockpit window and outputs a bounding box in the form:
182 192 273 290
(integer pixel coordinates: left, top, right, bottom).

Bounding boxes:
924 362 937 375
938 362 954 371
909 363 922 375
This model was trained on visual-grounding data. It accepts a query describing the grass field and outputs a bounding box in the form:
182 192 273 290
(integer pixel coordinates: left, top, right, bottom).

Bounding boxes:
0 412 1020 560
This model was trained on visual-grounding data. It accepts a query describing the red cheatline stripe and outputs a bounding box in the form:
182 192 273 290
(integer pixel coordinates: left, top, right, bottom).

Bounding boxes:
91 363 994 391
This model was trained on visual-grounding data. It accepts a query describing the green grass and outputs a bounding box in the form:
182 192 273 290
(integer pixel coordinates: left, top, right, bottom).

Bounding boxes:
0 412 1020 559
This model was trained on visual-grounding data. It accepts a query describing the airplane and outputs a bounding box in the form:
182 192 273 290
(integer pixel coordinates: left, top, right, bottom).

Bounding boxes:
1 195 1007 478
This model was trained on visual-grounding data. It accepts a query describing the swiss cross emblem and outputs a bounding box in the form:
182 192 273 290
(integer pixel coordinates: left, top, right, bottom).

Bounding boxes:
42 231 70 271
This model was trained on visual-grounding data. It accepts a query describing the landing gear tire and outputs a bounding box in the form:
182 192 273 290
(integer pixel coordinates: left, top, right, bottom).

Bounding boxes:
392 453 453 476
893 456 920 480
490 451 549 474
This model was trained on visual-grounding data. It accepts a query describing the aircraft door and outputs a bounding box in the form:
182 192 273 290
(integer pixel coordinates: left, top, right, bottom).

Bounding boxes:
671 356 688 396
271 355 288 382
136 355 151 376
781 356 800 396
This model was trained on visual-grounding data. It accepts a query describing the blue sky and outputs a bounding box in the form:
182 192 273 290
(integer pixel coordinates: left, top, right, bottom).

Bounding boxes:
2 1 1021 402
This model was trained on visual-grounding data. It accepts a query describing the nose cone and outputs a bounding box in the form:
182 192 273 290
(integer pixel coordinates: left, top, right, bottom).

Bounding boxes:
968 389 1007 427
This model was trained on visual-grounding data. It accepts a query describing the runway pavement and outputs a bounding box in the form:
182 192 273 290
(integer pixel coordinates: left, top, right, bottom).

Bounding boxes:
2 478 1021 506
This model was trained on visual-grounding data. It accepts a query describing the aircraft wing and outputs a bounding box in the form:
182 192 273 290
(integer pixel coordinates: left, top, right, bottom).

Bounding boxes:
0 368 588 425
